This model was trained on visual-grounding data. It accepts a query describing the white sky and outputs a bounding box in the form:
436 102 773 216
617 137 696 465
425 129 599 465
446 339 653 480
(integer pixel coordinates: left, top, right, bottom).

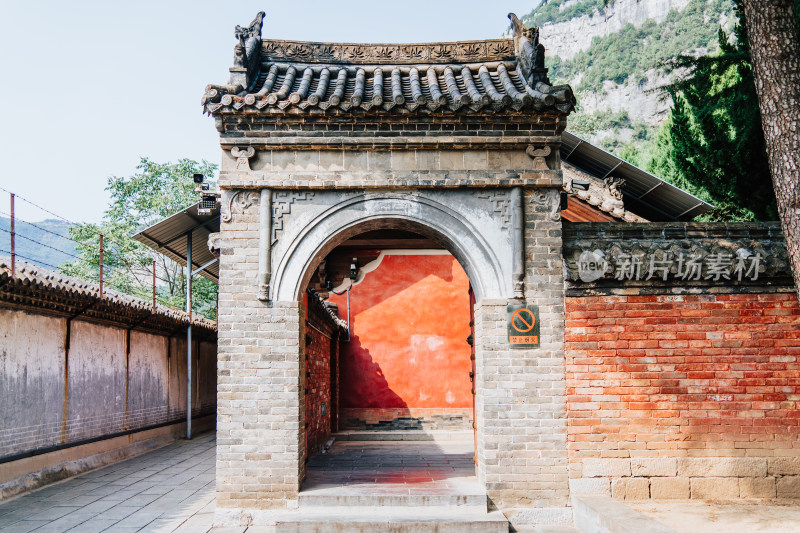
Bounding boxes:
0 1 537 224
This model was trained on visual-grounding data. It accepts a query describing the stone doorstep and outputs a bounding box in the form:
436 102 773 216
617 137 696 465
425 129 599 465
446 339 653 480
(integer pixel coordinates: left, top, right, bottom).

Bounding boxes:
271 507 510 533
298 490 487 509
571 495 677 533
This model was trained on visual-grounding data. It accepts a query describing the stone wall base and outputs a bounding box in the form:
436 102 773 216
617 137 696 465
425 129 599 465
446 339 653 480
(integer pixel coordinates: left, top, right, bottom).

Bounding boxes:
569 457 800 500
340 408 473 431
0 415 215 501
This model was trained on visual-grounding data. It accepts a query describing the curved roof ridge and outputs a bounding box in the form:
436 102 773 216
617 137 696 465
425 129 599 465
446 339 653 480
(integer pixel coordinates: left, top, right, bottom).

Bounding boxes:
261 38 516 65
202 11 576 117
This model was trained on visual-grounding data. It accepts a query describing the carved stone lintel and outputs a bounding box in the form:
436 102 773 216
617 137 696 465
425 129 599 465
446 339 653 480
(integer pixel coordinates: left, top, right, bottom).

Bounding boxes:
221 190 259 223
526 145 552 170
231 146 256 171
533 189 561 222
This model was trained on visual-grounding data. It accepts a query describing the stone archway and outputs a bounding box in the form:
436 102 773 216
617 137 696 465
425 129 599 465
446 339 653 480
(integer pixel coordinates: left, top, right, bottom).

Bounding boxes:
214 186 570 526
272 192 512 303
276 193 514 483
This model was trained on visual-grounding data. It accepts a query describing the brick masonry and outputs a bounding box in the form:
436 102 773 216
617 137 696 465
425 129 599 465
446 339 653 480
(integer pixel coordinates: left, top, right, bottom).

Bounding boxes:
303 292 341 458
565 293 800 499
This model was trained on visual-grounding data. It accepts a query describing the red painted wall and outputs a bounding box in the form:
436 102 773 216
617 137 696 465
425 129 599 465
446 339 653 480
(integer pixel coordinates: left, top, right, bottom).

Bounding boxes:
329 253 472 426
304 293 337 458
565 293 800 459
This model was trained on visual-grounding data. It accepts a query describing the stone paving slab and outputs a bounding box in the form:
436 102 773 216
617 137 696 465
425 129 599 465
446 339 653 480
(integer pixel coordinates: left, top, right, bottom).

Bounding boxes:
0 432 216 532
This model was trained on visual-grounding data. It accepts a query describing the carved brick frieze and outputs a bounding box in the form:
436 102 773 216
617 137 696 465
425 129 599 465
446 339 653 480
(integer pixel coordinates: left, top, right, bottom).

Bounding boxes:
271 191 315 244
532 189 561 222
230 146 256 172
526 144 552 170
261 39 515 65
221 190 260 223
473 190 512 229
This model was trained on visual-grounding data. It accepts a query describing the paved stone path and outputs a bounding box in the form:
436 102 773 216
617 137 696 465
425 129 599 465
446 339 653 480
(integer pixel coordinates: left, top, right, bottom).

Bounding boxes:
0 432 217 533
0 432 578 532
304 438 477 491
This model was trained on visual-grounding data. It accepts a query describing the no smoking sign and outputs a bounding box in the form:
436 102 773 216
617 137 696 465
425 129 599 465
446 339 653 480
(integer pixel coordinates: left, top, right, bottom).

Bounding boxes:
507 304 540 348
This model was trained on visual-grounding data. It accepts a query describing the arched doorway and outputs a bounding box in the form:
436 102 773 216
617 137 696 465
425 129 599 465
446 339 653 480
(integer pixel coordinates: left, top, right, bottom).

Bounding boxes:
295 221 482 503
266 192 513 488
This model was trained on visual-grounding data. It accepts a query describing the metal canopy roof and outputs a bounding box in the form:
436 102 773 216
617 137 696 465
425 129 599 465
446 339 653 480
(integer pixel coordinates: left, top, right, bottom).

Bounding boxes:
561 131 713 221
132 202 219 283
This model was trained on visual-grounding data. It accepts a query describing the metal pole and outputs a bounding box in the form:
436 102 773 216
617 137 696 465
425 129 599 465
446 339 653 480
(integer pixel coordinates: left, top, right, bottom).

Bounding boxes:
9 193 15 278
186 232 192 440
99 234 104 297
152 259 156 311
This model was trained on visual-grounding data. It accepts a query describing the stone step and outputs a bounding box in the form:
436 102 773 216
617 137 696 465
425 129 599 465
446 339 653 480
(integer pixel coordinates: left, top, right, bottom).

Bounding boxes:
274 508 510 533
334 430 474 442
298 489 488 509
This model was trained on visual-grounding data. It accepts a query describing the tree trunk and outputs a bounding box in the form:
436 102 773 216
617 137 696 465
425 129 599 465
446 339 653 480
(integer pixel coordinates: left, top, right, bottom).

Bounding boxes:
742 1 800 299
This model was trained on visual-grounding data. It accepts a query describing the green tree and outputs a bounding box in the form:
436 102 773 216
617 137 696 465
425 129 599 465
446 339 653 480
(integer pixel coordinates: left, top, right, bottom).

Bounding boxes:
60 157 219 319
649 2 784 221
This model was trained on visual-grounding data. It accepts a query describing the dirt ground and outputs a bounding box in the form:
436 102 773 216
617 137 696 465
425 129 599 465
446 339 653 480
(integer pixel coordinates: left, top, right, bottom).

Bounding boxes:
627 500 800 533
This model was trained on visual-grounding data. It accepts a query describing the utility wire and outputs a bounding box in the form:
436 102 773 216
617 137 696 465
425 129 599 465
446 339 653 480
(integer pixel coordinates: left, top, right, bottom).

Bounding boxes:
0 227 81 260
1 188 214 307
0 186 78 226
0 210 74 241
0 248 61 271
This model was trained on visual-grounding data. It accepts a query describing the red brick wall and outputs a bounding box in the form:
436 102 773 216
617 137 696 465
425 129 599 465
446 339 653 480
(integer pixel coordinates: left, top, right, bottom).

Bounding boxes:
565 293 800 460
305 303 336 458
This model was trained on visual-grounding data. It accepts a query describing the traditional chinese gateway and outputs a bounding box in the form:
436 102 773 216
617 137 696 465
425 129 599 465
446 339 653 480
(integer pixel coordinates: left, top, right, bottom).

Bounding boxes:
200 11 800 531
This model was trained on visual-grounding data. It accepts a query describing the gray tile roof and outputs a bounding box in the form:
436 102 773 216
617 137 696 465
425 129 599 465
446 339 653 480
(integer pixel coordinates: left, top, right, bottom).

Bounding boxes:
202 12 575 117
0 257 216 334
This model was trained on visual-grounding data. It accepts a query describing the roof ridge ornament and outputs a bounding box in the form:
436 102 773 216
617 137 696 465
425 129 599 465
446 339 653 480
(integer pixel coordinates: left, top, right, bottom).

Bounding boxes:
508 13 546 85
230 11 265 92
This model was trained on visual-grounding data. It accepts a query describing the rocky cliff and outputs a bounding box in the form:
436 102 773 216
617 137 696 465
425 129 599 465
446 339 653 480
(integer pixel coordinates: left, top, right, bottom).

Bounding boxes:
537 0 693 60
521 0 734 152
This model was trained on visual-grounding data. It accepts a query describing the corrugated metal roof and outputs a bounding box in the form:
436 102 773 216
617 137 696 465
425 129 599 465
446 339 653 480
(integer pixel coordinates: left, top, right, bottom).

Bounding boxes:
561 131 713 221
132 202 219 283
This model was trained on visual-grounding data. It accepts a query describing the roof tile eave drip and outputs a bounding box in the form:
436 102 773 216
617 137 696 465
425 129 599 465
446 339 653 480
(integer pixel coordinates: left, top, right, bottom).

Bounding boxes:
0 258 216 332
202 59 576 117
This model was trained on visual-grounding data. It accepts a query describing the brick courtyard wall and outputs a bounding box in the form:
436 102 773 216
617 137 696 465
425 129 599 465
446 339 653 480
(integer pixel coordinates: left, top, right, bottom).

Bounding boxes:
304 292 341 459
0 264 217 499
563 222 800 500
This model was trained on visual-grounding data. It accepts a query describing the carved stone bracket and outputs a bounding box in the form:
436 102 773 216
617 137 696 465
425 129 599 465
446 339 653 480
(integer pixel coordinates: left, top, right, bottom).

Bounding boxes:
207 232 221 256
533 189 561 222
231 146 256 171
272 191 315 243
526 145 552 170
221 190 260 223
473 190 512 229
